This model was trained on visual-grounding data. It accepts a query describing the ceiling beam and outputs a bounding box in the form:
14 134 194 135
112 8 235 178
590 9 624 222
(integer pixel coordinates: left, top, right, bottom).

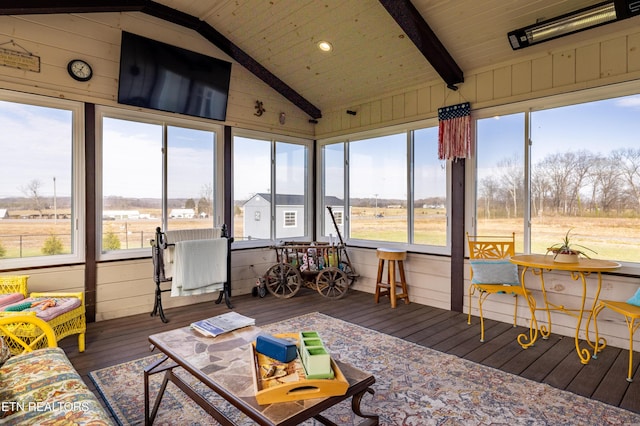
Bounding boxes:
0 0 322 119
0 0 145 14
378 0 463 89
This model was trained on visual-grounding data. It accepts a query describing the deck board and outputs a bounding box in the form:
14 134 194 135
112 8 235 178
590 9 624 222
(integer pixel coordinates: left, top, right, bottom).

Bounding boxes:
60 289 640 417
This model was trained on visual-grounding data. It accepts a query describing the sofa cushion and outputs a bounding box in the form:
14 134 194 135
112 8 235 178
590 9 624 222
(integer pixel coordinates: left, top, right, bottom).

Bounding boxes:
0 347 113 424
0 293 25 309
470 259 520 285
0 337 10 366
627 287 640 306
1 297 82 321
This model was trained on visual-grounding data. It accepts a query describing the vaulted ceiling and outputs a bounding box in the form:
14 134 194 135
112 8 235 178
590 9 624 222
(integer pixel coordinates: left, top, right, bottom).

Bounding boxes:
2 1 638 119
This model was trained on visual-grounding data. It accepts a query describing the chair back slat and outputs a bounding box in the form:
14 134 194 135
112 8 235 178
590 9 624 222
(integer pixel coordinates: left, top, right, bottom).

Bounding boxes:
467 233 515 259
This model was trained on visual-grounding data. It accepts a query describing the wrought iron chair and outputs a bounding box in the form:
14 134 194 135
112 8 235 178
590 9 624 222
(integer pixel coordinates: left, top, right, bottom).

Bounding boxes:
467 233 528 342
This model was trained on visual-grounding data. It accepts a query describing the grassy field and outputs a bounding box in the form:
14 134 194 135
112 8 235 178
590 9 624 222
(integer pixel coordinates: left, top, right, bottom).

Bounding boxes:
1 207 638 262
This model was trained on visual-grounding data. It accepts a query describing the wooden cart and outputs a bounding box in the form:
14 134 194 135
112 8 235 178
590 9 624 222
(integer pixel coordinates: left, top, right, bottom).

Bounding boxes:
262 207 358 299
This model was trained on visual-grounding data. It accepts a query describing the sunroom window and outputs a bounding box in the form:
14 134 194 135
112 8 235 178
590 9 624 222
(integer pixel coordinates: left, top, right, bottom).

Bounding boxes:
98 108 220 259
319 122 448 253
233 131 312 245
474 90 640 266
0 91 84 268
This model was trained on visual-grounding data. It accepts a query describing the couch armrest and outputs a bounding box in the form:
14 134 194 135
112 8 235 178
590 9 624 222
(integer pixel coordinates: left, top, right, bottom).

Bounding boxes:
0 315 57 354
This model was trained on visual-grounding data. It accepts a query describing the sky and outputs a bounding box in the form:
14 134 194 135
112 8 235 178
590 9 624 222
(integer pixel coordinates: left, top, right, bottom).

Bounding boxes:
2 93 640 201
0 101 72 198
477 94 640 177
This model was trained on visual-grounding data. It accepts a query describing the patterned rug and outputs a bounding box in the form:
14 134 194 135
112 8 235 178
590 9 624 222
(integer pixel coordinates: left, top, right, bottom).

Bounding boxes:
90 312 640 425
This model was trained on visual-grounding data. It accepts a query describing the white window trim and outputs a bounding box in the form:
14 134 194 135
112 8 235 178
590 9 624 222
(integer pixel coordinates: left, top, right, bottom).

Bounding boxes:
316 118 450 255
96 105 223 261
0 89 85 269
283 210 297 228
232 128 313 249
468 79 640 275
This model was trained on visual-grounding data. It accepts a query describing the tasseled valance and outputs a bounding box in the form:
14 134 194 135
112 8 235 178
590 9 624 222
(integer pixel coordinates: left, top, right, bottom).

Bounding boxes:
438 102 471 160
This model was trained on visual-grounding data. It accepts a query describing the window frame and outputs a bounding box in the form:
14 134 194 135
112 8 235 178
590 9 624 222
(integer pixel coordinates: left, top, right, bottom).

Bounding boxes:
231 128 313 248
468 79 640 275
0 89 85 269
96 106 224 261
283 211 297 228
317 119 451 255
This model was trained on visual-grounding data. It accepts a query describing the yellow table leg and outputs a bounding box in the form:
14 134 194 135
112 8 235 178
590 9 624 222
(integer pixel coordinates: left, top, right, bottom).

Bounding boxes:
517 266 539 349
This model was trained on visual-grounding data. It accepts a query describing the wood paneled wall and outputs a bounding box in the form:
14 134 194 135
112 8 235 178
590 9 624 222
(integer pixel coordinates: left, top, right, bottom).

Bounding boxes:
315 27 640 138
1 13 640 350
0 12 314 138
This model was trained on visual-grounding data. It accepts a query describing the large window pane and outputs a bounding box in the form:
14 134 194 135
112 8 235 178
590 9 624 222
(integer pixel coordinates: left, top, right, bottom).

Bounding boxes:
102 118 162 252
530 96 640 262
413 127 447 246
275 142 307 238
475 113 525 251
167 126 215 229
349 133 407 242
0 99 76 263
234 135 311 243
321 143 345 238
234 136 271 240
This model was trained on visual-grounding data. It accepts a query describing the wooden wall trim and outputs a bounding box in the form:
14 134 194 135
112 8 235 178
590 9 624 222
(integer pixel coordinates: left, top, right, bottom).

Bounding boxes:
224 126 232 233
450 159 465 312
84 103 97 322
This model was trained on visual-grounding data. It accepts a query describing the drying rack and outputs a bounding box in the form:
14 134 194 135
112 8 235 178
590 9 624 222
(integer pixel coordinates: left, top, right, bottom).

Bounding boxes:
150 225 233 323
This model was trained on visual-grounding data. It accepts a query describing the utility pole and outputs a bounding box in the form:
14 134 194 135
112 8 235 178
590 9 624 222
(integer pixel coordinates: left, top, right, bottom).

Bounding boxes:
374 193 378 217
53 176 57 224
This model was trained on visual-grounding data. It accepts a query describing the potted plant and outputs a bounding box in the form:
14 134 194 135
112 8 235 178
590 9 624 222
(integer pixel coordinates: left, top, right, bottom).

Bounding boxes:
546 229 597 263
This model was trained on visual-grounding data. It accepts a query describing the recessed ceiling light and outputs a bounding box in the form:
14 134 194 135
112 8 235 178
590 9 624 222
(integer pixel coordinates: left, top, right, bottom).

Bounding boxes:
317 41 333 52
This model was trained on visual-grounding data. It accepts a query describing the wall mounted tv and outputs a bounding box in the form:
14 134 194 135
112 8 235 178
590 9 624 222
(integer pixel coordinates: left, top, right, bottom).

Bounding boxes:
117 31 232 122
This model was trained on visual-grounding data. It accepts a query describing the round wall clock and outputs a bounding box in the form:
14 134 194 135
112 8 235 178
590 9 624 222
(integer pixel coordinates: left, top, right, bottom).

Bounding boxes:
67 59 93 82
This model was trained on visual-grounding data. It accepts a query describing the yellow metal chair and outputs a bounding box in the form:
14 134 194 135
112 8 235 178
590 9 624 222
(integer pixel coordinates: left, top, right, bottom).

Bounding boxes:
467 233 528 342
593 300 640 382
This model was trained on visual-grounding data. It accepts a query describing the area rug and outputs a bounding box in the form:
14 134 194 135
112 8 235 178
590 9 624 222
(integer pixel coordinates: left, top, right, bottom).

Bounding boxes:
90 312 640 425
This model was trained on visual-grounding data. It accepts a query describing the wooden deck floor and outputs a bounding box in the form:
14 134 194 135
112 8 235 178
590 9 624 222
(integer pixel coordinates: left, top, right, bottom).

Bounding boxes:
60 289 640 417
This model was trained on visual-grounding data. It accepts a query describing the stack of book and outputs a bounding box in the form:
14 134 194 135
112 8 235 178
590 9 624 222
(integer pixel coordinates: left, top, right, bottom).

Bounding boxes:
190 311 255 337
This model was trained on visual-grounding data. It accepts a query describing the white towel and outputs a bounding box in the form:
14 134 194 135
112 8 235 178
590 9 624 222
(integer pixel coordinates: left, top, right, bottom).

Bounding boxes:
164 228 223 279
165 228 221 244
171 238 228 296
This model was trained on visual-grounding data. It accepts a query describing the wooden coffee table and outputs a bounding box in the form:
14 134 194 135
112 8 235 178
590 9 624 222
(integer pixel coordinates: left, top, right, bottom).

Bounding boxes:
145 325 378 425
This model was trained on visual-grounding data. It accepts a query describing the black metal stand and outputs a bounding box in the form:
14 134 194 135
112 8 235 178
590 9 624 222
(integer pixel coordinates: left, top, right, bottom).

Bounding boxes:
215 224 233 309
151 226 233 323
151 227 171 323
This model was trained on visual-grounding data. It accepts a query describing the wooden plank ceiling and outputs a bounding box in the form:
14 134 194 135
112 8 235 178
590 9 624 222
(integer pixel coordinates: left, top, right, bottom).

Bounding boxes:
1 0 634 118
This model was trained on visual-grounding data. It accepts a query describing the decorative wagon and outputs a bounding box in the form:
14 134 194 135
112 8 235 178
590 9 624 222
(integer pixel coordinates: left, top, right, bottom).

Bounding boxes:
261 207 358 299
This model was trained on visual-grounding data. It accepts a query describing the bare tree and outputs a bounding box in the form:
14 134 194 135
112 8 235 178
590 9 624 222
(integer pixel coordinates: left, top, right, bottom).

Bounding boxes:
612 148 640 211
565 150 593 215
536 151 585 215
478 176 500 219
20 179 45 218
531 165 551 218
199 183 214 217
592 156 622 213
497 155 524 218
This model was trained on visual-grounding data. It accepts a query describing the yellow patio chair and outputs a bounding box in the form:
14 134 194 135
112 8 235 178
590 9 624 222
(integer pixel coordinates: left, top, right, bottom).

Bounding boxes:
467 232 528 342
593 299 640 382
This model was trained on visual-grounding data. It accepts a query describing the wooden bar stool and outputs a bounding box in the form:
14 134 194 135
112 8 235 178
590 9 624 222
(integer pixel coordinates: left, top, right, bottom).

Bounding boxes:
374 248 410 308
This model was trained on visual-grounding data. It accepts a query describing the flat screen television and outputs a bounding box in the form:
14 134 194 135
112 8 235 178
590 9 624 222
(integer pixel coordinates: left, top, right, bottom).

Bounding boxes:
117 31 232 122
